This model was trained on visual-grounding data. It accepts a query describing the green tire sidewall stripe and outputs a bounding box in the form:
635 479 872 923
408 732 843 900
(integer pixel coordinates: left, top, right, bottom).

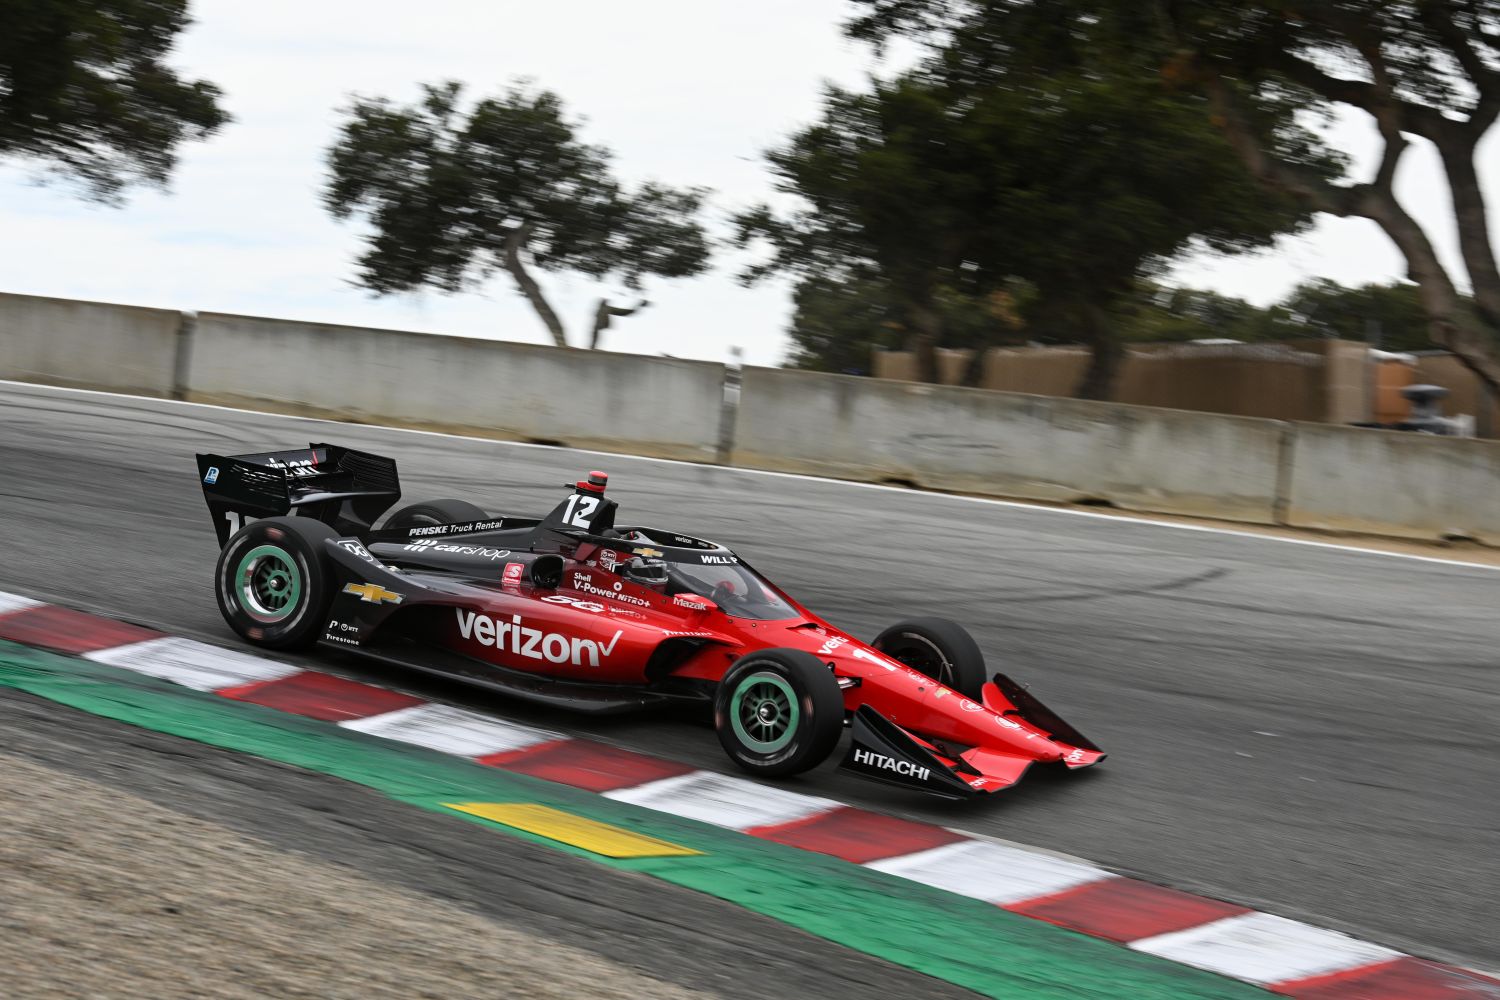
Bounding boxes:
0 641 1267 1000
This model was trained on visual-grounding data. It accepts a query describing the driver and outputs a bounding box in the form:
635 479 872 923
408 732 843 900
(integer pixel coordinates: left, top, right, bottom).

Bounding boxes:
619 555 669 591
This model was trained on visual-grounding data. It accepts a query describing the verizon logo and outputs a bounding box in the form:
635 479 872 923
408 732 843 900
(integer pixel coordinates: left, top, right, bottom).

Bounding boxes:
455 609 621 667
852 748 930 781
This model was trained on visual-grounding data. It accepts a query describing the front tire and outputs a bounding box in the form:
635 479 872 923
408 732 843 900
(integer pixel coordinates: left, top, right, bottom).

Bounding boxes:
873 618 987 699
714 649 844 777
215 516 339 649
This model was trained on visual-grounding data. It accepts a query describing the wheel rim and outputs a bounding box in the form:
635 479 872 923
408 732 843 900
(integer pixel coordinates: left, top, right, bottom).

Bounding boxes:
888 633 954 687
730 670 799 753
235 545 302 623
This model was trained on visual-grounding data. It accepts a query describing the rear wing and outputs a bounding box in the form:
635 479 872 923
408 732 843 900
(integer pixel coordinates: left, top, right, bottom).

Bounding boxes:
196 443 400 546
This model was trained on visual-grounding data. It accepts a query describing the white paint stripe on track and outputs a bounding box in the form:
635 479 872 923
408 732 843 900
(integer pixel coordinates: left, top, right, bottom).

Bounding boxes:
84 636 300 691
8 378 1498 574
603 770 839 830
865 839 1114 905
1128 911 1404 986
338 703 564 757
0 591 42 615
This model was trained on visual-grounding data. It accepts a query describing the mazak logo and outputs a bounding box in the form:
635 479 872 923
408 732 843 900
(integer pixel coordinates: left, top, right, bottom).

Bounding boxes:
852 748 930 782
455 609 621 667
343 582 403 605
404 539 509 560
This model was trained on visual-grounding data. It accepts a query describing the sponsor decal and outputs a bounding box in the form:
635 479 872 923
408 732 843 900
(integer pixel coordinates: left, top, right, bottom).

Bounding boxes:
817 635 849 656
851 647 897 671
502 562 525 583
660 629 713 638
960 698 984 712
324 619 362 645
409 524 450 536
598 548 621 573
1065 748 1086 762
851 748 931 782
541 594 606 612
669 535 700 547
634 547 664 558
570 571 651 607
203 466 219 485
673 594 711 611
336 539 379 564
343 582 404 605
267 457 319 478
455 608 622 667
404 539 510 560
700 554 737 565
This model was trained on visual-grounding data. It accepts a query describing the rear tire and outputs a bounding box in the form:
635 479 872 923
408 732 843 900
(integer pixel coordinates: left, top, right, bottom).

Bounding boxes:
873 618 986 699
383 498 488 530
215 516 339 649
714 649 844 777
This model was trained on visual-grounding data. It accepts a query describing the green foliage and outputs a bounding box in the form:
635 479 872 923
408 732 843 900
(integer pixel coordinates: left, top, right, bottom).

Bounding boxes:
738 62 1314 392
324 81 711 304
786 274 1439 371
0 0 227 200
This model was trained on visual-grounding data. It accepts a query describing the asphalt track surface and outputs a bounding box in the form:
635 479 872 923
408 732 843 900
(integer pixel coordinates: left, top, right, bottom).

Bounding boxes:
1 381 1496 972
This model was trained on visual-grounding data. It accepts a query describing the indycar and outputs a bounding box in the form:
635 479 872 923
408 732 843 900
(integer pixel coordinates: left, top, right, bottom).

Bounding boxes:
196 443 1105 797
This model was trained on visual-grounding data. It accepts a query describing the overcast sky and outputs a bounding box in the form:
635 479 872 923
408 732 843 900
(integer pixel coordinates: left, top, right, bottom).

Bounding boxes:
1 1 1495 366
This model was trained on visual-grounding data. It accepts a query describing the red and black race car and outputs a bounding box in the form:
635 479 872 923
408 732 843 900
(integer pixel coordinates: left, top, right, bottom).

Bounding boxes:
197 443 1105 797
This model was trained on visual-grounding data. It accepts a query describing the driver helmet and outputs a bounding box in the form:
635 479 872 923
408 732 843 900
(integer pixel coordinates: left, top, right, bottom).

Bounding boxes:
620 556 669 590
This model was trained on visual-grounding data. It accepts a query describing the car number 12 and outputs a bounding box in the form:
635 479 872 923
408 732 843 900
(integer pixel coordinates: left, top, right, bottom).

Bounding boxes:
562 494 599 528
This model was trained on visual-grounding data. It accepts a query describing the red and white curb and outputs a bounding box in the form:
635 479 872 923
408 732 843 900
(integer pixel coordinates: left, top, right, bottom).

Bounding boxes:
1 591 1495 999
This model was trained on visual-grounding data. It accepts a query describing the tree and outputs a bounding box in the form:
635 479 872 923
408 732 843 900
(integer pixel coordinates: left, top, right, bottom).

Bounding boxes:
0 0 226 200
324 81 711 350
849 0 1500 393
737 70 1312 396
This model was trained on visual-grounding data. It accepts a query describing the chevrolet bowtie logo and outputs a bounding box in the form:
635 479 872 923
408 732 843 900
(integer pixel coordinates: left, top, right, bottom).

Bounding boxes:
634 547 663 558
343 582 404 605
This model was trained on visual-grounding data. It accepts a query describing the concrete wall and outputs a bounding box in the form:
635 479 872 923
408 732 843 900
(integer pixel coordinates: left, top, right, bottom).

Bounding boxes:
0 292 183 397
733 367 1288 524
186 313 726 461
1286 423 1500 544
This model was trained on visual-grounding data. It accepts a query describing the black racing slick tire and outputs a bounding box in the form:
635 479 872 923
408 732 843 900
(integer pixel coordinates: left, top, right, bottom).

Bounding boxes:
873 618 987 700
382 499 488 530
215 516 339 650
714 649 844 777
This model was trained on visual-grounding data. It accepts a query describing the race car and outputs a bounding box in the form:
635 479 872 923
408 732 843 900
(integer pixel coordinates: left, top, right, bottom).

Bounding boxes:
196 442 1105 797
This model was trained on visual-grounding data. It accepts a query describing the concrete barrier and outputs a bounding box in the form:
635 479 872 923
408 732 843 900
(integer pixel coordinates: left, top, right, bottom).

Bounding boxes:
186 312 726 462
733 367 1289 524
1285 423 1500 544
0 292 183 397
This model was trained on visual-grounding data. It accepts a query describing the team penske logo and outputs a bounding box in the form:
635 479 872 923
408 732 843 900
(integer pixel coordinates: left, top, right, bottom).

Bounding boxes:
455 609 622 667
343 582 403 605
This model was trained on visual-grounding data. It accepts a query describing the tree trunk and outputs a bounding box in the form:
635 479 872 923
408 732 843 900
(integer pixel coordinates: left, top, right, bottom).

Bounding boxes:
502 222 569 349
958 345 989 387
1437 138 1500 332
907 302 942 383
589 298 649 350
1074 304 1122 401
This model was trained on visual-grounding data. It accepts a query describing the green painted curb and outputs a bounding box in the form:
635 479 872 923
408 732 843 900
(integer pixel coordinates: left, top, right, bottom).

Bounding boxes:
0 641 1266 1000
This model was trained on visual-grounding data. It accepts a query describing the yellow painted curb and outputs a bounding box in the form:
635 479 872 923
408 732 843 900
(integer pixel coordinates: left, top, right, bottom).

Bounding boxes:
444 802 704 859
